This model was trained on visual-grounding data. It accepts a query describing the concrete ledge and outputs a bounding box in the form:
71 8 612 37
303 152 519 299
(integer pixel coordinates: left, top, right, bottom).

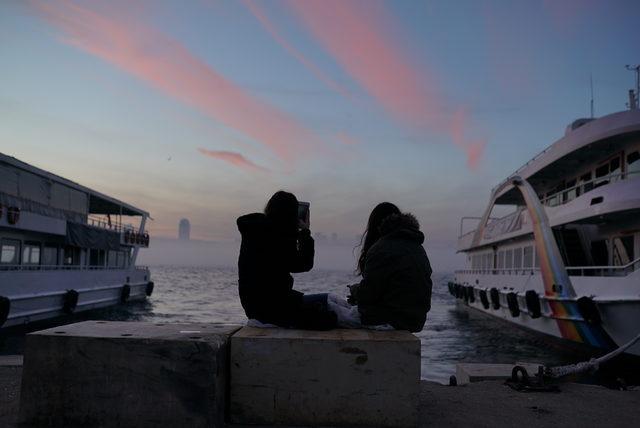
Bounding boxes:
230 327 421 427
19 321 241 428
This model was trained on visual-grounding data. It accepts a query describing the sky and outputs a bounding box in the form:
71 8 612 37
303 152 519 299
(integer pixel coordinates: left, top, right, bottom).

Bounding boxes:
1 0 639 271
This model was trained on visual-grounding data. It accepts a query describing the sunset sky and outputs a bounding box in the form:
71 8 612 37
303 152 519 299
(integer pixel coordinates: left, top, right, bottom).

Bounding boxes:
1 0 639 269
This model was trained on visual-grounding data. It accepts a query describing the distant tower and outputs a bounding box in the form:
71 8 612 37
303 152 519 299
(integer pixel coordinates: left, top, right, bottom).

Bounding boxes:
178 218 191 240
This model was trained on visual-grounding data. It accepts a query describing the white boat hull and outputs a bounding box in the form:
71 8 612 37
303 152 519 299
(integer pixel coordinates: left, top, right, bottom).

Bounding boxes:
452 270 640 356
0 268 152 328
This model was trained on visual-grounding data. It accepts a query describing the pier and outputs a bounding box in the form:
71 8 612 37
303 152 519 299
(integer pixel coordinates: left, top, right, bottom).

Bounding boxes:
1 321 638 427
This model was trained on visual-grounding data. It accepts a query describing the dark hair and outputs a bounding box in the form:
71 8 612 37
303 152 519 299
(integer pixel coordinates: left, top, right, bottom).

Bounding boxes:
356 202 400 275
264 190 298 235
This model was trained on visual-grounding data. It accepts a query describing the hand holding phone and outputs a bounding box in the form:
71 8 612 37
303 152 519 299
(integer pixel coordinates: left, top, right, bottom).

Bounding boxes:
298 202 310 230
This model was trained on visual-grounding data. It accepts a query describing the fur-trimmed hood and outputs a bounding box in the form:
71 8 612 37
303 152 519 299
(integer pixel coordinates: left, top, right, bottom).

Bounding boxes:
379 213 424 244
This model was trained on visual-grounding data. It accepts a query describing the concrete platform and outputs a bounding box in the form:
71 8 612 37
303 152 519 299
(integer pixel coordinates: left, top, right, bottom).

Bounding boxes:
18 321 241 428
230 327 421 427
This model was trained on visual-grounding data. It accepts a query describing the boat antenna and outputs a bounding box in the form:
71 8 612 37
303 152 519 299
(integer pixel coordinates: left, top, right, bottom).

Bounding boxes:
626 64 640 110
589 73 594 118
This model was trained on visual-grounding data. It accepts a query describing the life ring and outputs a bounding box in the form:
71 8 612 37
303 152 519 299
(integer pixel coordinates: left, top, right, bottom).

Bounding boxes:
121 284 131 303
577 296 601 325
7 206 20 225
466 286 476 303
145 281 155 297
506 292 520 317
479 289 490 309
63 290 79 314
525 290 541 318
0 296 10 327
489 288 500 309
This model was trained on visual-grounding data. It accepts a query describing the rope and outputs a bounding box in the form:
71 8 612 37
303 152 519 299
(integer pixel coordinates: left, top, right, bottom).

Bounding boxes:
546 332 640 378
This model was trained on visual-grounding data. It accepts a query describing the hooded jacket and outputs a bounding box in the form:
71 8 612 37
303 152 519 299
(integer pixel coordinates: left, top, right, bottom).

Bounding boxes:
354 213 433 332
236 213 314 326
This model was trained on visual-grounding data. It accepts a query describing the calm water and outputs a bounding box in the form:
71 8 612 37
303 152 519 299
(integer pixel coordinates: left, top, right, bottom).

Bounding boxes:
2 266 602 384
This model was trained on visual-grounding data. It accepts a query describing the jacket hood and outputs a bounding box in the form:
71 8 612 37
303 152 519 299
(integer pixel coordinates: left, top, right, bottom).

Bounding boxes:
237 213 268 235
379 213 424 244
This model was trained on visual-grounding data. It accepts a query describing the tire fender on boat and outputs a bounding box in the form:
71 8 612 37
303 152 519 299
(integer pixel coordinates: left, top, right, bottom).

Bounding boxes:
0 296 10 327
525 290 542 318
479 289 490 309
145 281 155 297
62 290 79 314
121 284 131 303
506 292 520 317
577 296 601 325
489 288 500 310
466 286 476 303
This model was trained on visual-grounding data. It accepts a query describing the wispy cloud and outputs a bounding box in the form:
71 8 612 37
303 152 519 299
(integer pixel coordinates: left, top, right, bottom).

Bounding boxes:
30 0 315 167
241 0 354 101
287 0 486 168
197 148 269 173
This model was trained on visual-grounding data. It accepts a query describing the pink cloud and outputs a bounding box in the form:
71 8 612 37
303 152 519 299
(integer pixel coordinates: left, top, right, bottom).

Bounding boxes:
197 148 269 173
287 0 485 169
30 0 315 166
241 0 354 102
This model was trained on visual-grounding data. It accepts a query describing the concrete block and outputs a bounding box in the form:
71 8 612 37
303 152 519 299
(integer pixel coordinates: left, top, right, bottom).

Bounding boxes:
230 327 421 427
19 321 241 428
455 363 543 385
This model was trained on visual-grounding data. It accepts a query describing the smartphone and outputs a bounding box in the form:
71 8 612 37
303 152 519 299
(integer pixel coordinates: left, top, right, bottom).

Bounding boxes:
297 202 310 228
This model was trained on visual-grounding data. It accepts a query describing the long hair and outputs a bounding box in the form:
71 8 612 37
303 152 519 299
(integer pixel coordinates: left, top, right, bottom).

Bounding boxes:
264 190 299 235
355 202 400 275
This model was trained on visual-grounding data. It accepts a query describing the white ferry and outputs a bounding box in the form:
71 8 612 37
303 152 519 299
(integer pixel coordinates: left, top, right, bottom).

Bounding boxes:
0 153 152 328
452 83 640 356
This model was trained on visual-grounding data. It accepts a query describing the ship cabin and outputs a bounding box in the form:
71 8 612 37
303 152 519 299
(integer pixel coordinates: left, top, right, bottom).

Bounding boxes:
0 153 149 273
458 110 640 278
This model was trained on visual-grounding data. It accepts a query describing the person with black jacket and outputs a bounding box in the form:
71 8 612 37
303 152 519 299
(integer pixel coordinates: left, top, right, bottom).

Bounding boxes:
236 191 336 329
348 207 433 332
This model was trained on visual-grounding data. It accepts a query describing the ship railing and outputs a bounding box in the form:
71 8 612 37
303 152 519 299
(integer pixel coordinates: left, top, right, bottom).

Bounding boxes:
86 215 137 233
540 170 640 208
0 264 149 272
455 257 640 277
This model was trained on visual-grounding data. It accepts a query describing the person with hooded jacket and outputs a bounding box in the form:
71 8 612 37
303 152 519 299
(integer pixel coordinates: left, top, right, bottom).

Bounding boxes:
236 191 336 329
349 212 433 332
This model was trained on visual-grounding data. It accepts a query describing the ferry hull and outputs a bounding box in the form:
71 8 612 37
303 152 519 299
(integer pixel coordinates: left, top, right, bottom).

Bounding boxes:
0 268 151 328
452 271 640 356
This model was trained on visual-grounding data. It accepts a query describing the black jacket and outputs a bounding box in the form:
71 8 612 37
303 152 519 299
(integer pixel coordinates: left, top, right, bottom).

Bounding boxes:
237 213 314 326
354 214 432 332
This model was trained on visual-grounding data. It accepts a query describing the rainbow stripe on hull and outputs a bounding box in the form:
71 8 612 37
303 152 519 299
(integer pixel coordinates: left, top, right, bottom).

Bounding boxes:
514 177 615 349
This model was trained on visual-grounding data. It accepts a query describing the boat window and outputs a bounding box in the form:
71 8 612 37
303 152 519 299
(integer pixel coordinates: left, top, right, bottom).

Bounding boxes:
523 246 533 268
89 249 106 267
610 157 621 177
108 250 118 268
563 179 577 202
22 243 41 265
627 151 640 176
42 245 58 266
612 236 634 266
534 249 540 268
505 249 513 269
1 239 21 264
63 246 81 266
580 171 594 193
590 240 608 266
497 251 505 269
595 163 609 178
513 247 523 268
